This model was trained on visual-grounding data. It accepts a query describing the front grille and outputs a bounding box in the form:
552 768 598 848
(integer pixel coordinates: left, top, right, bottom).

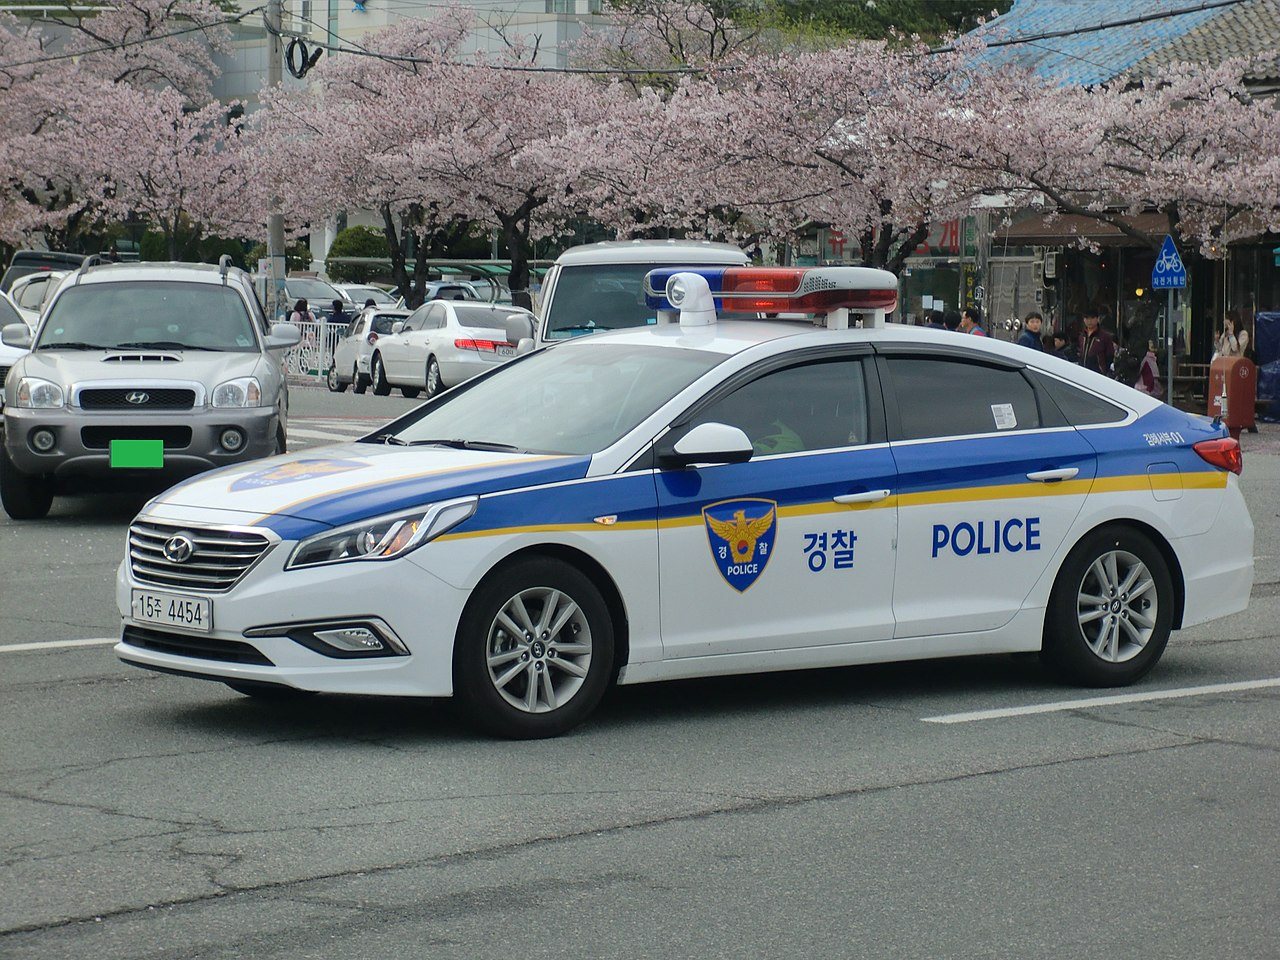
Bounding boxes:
129 520 272 592
80 388 195 410
0 366 8 387
121 624 274 665
82 426 192 449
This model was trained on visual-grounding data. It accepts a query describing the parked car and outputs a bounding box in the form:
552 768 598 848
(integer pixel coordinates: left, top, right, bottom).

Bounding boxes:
0 250 85 293
334 284 398 308
8 270 69 328
0 260 300 520
328 307 409 393
0 292 28 388
534 240 749 345
281 276 348 321
370 301 534 399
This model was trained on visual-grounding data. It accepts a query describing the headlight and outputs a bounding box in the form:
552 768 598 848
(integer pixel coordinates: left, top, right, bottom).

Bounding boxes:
286 496 478 570
211 377 262 408
14 378 64 408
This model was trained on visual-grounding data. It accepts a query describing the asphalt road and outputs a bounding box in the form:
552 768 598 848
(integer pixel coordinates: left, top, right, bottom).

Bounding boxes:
1 387 1277 959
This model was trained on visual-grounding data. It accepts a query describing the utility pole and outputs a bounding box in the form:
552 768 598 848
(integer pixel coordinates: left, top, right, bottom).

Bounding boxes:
266 0 287 323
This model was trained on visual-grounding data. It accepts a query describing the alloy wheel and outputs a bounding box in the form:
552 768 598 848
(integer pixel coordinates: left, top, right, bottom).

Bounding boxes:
485 587 592 714
1076 549 1158 663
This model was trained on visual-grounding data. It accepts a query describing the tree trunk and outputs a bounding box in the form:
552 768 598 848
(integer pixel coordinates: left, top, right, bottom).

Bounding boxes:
380 204 415 307
501 201 537 311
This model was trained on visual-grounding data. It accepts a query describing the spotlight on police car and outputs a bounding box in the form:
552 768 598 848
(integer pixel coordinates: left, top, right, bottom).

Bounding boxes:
664 272 717 327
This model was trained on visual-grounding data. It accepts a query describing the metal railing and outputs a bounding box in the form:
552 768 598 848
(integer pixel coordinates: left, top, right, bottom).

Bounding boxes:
281 320 343 385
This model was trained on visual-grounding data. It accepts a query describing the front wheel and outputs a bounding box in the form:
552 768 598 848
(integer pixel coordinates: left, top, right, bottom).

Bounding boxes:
453 558 615 739
0 445 53 520
401 385 421 399
326 361 347 393
371 354 391 396
353 364 368 394
1041 526 1174 686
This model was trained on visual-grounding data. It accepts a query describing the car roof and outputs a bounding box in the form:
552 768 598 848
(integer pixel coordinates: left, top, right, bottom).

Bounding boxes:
554 240 750 267
65 262 249 286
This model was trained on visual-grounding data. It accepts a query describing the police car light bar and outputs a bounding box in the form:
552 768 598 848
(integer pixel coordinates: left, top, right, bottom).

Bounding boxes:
643 266 898 328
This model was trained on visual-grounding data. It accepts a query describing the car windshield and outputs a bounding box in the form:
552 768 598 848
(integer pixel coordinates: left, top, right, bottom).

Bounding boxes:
544 262 737 340
432 284 476 301
38 280 259 352
378 343 724 456
350 286 397 305
371 314 404 335
286 278 342 302
451 303 531 330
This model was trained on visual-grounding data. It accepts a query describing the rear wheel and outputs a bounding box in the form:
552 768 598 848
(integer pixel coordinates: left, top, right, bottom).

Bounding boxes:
371 354 391 396
326 361 347 393
353 364 368 394
0 445 53 520
1041 526 1173 686
453 558 614 739
425 356 443 398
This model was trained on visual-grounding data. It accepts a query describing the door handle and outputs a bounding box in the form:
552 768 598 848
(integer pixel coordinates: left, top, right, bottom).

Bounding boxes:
833 489 892 505
1026 468 1079 483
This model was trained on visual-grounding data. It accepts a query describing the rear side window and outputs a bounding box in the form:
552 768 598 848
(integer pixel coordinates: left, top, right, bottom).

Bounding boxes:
1033 372 1129 425
886 357 1039 440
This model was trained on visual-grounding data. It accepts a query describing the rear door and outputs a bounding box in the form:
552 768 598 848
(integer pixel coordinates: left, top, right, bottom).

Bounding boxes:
385 306 426 380
878 349 1098 638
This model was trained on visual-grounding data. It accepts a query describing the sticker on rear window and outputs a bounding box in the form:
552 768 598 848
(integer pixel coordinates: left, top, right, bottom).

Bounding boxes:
991 403 1017 430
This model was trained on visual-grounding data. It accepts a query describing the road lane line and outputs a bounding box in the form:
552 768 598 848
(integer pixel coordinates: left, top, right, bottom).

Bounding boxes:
0 637 118 654
921 678 1280 724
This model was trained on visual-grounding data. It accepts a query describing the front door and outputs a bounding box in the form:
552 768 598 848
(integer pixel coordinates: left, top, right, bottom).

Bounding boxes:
656 354 898 659
878 353 1097 638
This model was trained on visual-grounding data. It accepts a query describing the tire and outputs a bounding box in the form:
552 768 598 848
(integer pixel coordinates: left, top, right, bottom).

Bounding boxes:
401 386 421 399
371 354 391 396
353 365 368 394
225 680 315 700
453 557 615 739
274 423 287 456
425 356 443 399
0 444 53 520
1041 526 1174 687
326 361 347 393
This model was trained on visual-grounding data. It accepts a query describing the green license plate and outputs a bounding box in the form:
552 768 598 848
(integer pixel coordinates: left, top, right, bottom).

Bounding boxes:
109 439 164 468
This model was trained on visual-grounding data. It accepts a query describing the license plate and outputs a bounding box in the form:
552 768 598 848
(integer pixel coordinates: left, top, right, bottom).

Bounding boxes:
131 590 213 633
111 439 164 468
497 346 515 358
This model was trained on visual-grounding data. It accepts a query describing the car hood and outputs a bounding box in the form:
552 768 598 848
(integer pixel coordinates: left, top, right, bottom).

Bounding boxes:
152 443 591 538
15 349 262 387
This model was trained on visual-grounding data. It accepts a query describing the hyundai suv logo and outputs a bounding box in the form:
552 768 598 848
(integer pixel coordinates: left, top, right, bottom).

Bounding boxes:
125 391 150 405
162 534 195 564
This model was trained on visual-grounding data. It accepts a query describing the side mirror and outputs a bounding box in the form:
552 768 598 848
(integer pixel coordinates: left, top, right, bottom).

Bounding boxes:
515 337 535 356
1 323 32 349
502 313 535 346
392 321 404 334
264 322 301 351
657 421 753 470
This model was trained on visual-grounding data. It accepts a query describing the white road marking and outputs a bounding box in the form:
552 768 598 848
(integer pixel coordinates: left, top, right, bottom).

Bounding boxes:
0 637 118 654
921 677 1280 724
288 428 367 442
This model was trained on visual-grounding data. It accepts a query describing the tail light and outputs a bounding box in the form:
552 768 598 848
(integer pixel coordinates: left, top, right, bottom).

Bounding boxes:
1194 437 1242 474
454 338 508 352
366 332 379 345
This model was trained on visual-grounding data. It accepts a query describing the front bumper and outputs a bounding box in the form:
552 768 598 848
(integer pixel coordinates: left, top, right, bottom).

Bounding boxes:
4 405 279 479
114 527 468 697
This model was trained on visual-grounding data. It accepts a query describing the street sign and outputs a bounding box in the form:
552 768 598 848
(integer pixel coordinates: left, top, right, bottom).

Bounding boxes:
1152 235 1187 289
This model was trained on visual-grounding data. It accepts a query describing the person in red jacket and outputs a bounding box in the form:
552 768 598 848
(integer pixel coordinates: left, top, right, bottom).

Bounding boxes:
1078 309 1115 376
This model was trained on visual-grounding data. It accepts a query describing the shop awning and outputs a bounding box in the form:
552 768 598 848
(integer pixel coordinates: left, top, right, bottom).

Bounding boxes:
995 212 1170 247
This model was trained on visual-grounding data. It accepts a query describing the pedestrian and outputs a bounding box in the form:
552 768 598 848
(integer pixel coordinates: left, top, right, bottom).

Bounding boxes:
1077 308 1116 376
329 299 350 326
959 306 987 337
289 299 315 325
363 298 377 309
925 309 945 330
942 310 961 332
1017 311 1044 350
1134 339 1164 397
1214 313 1249 359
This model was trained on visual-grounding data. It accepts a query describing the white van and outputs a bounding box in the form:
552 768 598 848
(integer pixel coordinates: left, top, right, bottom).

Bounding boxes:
533 240 749 345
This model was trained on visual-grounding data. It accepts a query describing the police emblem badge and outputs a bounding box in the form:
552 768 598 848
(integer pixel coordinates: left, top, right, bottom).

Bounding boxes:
703 497 778 592
229 458 366 491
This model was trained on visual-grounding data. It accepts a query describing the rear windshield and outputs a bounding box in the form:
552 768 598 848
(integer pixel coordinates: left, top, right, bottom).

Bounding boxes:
371 314 403 335
39 281 259 352
433 285 475 300
451 304 532 330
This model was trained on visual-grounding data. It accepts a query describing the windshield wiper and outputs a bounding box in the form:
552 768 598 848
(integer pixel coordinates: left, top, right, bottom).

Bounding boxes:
551 323 613 333
407 438 522 452
116 341 218 351
366 433 408 445
38 341 108 350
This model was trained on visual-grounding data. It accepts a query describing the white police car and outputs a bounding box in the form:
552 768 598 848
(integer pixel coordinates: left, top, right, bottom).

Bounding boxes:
115 267 1253 738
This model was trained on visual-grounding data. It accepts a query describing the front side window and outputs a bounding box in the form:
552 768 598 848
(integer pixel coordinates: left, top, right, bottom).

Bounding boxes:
382 344 724 456
39 281 259 352
691 358 870 455
0 295 22 327
886 357 1039 440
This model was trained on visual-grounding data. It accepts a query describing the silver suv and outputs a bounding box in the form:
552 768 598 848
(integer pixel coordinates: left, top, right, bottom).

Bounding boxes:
0 261 300 519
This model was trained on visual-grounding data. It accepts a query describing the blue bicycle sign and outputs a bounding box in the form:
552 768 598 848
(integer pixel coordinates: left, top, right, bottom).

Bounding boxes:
1151 235 1187 289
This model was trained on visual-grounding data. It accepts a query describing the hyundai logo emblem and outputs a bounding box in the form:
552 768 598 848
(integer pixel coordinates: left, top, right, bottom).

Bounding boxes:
125 391 150 405
162 534 195 564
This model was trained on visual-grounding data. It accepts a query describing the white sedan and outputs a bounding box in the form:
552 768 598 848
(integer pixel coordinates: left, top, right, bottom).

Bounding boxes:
328 308 409 393
369 301 535 399
115 268 1252 739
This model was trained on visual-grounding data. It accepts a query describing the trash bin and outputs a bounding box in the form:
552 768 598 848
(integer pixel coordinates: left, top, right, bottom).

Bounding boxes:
1208 356 1256 439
